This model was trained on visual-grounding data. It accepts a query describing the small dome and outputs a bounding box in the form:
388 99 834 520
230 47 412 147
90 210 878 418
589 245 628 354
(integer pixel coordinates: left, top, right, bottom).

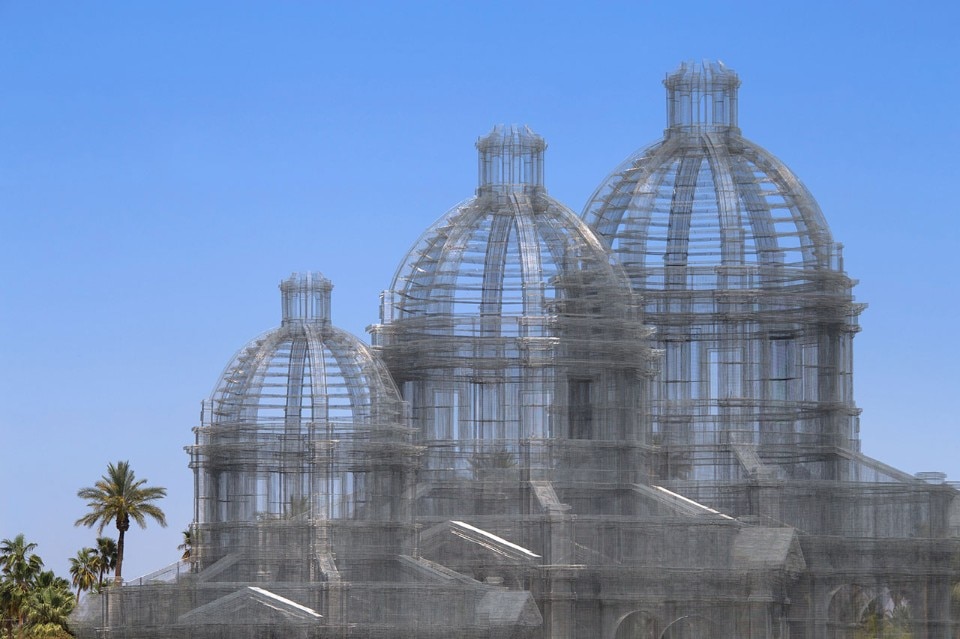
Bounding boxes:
211 273 400 426
664 59 741 133
585 61 842 291
194 273 410 525
476 124 546 193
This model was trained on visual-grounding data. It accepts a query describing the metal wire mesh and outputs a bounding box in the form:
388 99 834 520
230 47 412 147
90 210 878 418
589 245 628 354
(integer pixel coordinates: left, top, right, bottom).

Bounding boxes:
70 65 959 639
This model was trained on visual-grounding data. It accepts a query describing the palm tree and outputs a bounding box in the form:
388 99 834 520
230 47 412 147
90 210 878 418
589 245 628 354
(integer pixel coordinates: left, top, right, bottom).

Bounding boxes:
0 578 16 639
177 527 193 562
68 548 98 603
32 570 70 592
75 461 168 585
0 534 43 579
94 537 117 591
24 571 74 638
0 534 44 631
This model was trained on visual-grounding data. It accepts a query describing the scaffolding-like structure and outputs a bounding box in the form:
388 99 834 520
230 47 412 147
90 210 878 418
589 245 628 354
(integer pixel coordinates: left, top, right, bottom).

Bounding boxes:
189 272 419 580
586 61 862 478
582 60 958 637
371 125 659 492
70 63 959 639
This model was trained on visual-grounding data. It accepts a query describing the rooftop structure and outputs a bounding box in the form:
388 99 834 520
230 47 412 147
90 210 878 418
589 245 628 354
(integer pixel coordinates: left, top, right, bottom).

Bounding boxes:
585 60 862 484
372 124 657 494
190 272 418 577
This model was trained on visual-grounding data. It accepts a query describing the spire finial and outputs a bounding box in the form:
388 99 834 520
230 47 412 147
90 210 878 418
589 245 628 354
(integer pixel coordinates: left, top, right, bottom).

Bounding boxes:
664 60 740 133
476 124 546 194
280 272 333 325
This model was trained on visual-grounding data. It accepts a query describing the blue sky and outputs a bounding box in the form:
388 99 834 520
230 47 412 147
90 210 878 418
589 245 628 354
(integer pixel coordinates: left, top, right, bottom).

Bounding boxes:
1 1 958 581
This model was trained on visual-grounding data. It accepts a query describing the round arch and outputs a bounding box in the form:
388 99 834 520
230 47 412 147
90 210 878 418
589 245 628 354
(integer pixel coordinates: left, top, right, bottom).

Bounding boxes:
827 584 912 638
613 610 659 639
659 614 713 639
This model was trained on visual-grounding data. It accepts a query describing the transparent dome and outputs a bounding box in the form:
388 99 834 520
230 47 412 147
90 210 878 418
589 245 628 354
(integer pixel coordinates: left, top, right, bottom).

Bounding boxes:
372 126 656 490
192 273 411 528
381 125 619 327
583 62 864 482
585 60 840 289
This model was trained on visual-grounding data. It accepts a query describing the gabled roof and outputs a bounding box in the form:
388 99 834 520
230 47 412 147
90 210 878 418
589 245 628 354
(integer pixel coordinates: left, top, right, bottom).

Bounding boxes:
418 520 541 579
733 528 806 574
177 586 322 626
633 484 737 519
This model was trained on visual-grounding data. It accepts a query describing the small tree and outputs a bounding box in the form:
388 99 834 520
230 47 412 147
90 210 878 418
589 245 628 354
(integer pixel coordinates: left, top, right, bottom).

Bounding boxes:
0 539 74 638
68 548 98 603
24 571 75 638
93 537 117 591
0 534 44 630
75 461 167 584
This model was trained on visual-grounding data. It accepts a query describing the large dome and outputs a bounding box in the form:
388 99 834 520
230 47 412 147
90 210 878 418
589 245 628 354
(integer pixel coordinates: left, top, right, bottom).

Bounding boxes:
585 60 840 290
583 62 863 484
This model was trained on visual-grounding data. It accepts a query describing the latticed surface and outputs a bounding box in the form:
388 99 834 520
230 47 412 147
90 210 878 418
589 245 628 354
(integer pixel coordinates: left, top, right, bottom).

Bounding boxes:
184 273 420 590
194 272 413 525
582 60 958 637
71 67 959 639
584 60 864 483
372 125 658 493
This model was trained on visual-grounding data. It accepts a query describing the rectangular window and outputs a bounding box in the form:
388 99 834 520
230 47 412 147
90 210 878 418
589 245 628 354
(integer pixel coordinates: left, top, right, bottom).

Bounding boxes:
801 344 818 401
433 389 459 440
769 335 796 401
709 348 742 401
470 382 499 441
569 379 593 439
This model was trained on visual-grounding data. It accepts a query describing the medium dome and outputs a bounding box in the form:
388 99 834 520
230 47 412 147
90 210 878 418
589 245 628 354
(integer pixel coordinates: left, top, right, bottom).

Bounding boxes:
382 125 627 329
372 125 655 490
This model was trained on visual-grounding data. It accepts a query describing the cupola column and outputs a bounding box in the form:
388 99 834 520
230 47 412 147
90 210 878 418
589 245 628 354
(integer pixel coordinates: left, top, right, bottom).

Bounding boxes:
665 60 741 134
280 272 333 326
476 124 547 194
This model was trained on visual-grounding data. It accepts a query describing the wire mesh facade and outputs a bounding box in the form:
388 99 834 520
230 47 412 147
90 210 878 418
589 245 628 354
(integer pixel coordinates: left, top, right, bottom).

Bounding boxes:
581 60 959 638
371 125 658 494
71 63 959 639
190 272 419 580
584 60 862 485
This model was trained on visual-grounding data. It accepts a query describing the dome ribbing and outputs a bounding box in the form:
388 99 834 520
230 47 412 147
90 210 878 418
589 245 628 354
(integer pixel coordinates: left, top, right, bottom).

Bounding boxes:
583 62 863 483
372 125 656 491
192 273 411 531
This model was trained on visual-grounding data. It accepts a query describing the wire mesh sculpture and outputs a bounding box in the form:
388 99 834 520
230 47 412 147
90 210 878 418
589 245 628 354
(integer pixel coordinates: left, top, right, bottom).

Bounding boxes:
70 63 959 639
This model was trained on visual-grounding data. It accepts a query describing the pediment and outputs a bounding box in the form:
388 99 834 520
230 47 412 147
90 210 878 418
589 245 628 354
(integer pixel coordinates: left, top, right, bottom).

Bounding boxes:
733 527 806 574
420 520 540 567
178 586 322 625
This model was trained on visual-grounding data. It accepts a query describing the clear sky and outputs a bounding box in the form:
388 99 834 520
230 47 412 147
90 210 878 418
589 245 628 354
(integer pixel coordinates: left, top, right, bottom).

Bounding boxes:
1 1 958 582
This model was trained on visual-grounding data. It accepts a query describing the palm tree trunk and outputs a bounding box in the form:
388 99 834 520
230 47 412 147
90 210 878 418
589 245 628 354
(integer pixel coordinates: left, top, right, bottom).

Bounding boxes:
114 529 125 585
